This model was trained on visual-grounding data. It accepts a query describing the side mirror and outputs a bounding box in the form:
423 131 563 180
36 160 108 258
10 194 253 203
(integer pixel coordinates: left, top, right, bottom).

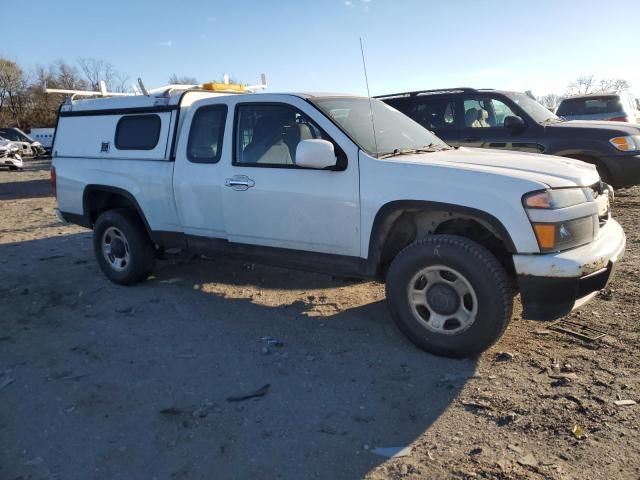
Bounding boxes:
295 139 337 169
504 115 525 132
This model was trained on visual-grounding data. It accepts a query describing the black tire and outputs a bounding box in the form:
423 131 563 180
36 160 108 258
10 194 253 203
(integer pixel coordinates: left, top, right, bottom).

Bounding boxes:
93 209 156 285
385 235 513 358
563 155 613 186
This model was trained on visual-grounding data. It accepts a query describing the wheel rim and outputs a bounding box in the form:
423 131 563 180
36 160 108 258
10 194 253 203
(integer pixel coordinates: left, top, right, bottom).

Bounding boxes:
101 226 130 272
407 265 478 335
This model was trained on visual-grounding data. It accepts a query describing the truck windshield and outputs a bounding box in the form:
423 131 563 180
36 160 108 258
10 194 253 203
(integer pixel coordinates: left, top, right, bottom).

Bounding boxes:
506 93 560 123
311 97 448 157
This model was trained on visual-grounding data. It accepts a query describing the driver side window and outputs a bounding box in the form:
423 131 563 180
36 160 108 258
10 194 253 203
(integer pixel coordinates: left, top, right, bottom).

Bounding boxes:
234 104 327 167
463 98 516 128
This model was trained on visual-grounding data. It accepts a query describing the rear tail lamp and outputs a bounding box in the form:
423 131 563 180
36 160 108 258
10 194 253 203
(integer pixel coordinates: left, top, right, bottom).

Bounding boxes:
609 116 629 122
50 165 57 197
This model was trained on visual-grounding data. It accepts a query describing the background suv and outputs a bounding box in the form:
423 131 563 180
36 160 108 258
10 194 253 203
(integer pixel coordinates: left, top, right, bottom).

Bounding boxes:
556 92 640 123
378 88 640 187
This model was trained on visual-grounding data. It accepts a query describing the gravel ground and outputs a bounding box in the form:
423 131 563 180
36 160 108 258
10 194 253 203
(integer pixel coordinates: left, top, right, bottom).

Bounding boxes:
1 159 638 480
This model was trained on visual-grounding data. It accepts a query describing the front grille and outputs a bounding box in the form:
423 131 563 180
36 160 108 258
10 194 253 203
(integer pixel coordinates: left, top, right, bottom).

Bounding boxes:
589 181 611 228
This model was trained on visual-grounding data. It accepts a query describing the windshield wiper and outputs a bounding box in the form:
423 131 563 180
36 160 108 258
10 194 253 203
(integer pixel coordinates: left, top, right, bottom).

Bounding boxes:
378 143 449 159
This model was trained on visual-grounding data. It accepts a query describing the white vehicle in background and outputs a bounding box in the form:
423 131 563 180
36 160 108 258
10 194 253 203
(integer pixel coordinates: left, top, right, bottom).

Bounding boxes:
0 127 46 157
50 78 625 358
0 138 24 170
29 128 55 154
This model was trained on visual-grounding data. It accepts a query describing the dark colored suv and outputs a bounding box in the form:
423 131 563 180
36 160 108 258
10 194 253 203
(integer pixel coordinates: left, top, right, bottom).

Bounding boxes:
377 88 640 187
556 92 640 123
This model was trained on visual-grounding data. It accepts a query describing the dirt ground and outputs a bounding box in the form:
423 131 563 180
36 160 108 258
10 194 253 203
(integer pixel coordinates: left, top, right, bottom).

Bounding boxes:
1 159 638 480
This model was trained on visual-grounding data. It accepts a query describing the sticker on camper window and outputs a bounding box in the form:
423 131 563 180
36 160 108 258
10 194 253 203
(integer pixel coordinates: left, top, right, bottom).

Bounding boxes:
101 142 110 153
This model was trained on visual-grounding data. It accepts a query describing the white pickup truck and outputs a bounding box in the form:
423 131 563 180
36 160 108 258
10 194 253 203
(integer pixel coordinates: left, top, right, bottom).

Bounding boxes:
51 83 626 357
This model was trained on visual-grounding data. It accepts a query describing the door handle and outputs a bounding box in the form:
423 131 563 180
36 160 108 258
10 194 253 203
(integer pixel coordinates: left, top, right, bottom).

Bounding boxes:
225 175 255 191
464 137 481 142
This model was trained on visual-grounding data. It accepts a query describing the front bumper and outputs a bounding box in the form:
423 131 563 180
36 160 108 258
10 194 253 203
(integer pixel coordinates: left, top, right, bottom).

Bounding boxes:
1 156 23 168
514 219 626 320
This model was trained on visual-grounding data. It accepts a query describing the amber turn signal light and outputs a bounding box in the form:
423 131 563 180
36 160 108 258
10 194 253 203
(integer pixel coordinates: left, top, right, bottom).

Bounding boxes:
532 223 556 250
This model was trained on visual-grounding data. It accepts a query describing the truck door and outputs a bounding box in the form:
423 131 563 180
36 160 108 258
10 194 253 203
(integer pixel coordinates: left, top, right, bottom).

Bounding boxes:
173 103 228 237
459 96 542 153
220 97 361 257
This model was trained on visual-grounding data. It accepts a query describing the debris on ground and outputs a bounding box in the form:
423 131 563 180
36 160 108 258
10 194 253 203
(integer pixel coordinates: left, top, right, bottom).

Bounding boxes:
549 373 578 381
572 424 586 440
507 444 524 454
517 453 538 467
461 399 492 410
370 446 412 458
548 319 607 341
614 400 637 406
495 351 515 361
226 384 270 402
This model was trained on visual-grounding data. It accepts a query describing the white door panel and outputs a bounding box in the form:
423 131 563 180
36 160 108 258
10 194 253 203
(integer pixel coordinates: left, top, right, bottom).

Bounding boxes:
222 168 360 255
173 104 229 236
220 96 361 257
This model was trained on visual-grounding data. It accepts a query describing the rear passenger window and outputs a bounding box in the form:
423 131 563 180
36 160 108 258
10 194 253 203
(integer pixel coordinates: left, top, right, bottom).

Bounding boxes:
115 115 161 150
187 105 227 164
400 98 458 130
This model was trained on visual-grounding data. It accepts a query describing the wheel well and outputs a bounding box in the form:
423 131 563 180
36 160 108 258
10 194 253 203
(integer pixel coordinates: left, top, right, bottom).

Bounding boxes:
84 189 146 230
562 154 611 183
377 210 515 280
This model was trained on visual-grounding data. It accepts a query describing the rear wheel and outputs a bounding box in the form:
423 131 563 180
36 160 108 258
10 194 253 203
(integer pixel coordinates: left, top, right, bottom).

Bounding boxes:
385 235 513 358
93 209 155 285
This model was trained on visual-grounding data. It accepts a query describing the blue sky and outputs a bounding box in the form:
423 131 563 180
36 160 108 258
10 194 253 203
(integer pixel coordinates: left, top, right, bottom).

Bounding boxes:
2 0 639 97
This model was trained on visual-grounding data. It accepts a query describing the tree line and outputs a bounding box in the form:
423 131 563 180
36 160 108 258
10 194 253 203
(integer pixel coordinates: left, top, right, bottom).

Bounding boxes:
0 56 204 130
0 57 136 129
537 75 632 111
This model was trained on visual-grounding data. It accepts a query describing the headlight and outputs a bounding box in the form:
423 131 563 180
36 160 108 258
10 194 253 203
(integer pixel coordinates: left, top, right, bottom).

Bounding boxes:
523 188 590 209
523 188 595 252
609 135 640 152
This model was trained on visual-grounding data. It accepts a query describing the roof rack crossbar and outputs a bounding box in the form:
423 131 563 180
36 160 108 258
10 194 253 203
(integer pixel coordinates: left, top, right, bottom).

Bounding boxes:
376 87 478 99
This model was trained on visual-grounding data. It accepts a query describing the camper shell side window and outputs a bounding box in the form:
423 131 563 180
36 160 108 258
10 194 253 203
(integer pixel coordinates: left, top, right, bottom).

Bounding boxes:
115 114 161 150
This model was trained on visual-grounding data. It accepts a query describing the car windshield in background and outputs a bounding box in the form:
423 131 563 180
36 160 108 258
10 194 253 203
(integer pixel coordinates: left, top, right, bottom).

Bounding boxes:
311 97 448 157
507 93 559 123
556 96 622 116
0 128 33 143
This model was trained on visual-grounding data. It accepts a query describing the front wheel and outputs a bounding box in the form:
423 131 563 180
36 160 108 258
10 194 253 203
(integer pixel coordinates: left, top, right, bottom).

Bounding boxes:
93 209 156 285
385 235 513 358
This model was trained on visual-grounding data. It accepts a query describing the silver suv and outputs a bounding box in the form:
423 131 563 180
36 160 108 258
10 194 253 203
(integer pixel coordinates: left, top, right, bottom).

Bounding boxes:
556 92 640 123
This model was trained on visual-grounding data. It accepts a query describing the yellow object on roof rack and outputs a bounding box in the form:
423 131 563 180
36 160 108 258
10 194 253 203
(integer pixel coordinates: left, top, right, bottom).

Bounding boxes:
200 82 245 92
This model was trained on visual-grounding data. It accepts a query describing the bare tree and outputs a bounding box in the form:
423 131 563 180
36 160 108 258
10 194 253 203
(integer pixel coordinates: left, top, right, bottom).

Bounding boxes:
567 75 595 95
55 60 87 90
597 78 630 93
78 57 116 90
567 75 631 96
0 59 30 127
538 93 563 111
0 59 23 110
169 73 198 85
112 71 131 93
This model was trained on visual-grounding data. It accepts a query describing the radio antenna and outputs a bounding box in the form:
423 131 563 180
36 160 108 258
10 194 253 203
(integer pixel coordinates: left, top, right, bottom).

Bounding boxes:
359 37 379 157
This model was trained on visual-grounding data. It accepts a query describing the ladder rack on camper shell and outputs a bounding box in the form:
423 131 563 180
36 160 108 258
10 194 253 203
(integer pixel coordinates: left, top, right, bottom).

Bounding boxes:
45 74 268 101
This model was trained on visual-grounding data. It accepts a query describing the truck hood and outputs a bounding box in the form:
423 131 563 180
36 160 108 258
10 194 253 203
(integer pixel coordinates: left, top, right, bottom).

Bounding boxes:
547 119 640 135
390 147 599 188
